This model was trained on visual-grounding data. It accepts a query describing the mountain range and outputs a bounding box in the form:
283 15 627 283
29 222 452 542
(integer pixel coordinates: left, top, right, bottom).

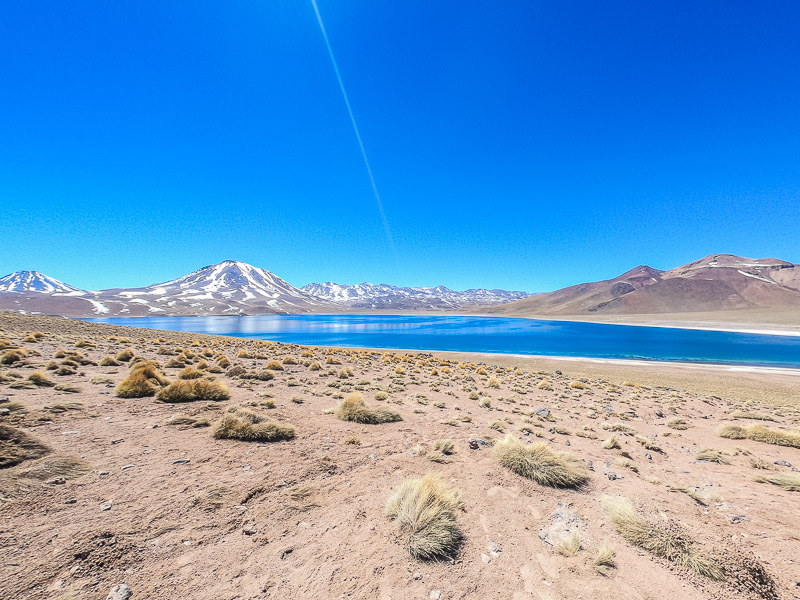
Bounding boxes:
489 254 800 317
1 254 798 320
0 260 532 317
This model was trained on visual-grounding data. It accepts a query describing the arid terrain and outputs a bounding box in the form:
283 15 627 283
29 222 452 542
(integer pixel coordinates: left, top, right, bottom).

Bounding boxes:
1 312 799 600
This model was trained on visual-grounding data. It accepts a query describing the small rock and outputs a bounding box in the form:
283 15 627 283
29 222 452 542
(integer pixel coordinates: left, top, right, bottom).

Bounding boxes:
468 440 479 450
413 572 423 580
106 583 132 600
774 460 793 468
728 514 750 524
98 471 110 477
555 370 562 375
100 501 113 511
0 408 10 416
172 459 190 465
488 541 502 557
535 408 551 417
121 464 135 471
430 591 441 600
645 452 653 462
243 525 257 536
481 553 491 564
48 478 66 485
65 499 77 505
111 438 125 445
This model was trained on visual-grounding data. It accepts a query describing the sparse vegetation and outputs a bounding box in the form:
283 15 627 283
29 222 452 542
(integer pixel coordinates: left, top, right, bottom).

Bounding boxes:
211 406 295 442
718 423 800 448
332 393 402 425
603 496 722 580
556 531 582 556
386 473 463 560
753 472 800 491
494 434 589 488
115 362 169 398
157 379 230 402
593 543 616 575
0 425 51 468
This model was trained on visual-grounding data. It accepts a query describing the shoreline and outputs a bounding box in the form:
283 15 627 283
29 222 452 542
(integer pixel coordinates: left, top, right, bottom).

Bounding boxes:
80 309 800 337
75 316 800 373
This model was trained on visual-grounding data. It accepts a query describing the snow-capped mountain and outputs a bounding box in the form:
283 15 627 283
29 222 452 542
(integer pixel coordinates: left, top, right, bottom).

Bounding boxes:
301 281 533 310
0 261 333 317
0 271 86 295
0 261 532 317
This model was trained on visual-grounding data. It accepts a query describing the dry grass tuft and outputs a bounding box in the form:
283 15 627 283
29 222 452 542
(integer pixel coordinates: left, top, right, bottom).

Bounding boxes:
494 434 589 488
386 473 463 560
99 356 121 367
165 414 211 428
193 485 230 510
556 531 582 556
603 496 722 580
695 449 730 464
115 362 169 398
211 406 295 442
26 371 55 387
718 423 800 448
0 425 51 468
178 366 204 380
115 348 135 362
157 379 230 402
602 435 620 450
426 439 455 463
730 410 774 421
593 543 616 575
753 472 800 491
666 418 689 430
333 393 402 425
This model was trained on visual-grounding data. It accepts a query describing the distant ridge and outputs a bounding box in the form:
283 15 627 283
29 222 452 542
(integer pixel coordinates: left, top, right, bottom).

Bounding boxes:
489 254 800 316
301 281 532 310
0 260 531 317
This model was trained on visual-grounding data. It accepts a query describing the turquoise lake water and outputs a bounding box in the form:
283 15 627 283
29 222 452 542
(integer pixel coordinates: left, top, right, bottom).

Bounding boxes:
82 314 800 369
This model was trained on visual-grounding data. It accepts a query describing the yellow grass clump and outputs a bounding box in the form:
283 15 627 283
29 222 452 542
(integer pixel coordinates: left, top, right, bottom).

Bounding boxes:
178 366 204 380
386 473 463 560
157 379 230 403
27 371 55 387
99 356 121 367
603 496 722 580
115 348 135 362
211 406 295 442
494 435 589 488
718 423 800 449
333 393 402 425
753 473 800 491
593 543 616 575
115 362 169 398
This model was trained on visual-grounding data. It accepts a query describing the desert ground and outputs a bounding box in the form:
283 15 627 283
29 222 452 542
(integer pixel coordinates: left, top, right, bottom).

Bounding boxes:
1 312 799 600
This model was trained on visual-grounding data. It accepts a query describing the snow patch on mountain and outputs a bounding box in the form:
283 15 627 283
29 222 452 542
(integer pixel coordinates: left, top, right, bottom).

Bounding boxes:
0 271 86 295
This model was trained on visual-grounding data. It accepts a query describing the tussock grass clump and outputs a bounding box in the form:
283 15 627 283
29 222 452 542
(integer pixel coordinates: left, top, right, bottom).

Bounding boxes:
556 531 582 556
494 434 589 488
27 371 55 387
486 376 501 389
602 435 620 450
603 496 723 580
386 473 463 560
748 457 779 471
427 439 455 463
0 425 51 468
634 435 662 452
333 393 402 425
265 360 284 371
730 410 774 421
719 423 800 449
666 418 689 430
374 391 389 401
157 379 230 403
178 366 204 380
165 414 211 428
753 473 800 491
0 350 25 365
695 449 730 464
593 543 616 575
99 356 121 367
115 362 169 398
115 349 135 362
44 402 83 413
212 406 295 442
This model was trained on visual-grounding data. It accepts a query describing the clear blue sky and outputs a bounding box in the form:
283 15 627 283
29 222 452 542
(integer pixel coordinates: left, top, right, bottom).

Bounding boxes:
2 1 798 292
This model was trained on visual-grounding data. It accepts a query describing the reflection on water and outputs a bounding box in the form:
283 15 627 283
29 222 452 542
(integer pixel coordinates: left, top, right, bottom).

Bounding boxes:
82 314 800 368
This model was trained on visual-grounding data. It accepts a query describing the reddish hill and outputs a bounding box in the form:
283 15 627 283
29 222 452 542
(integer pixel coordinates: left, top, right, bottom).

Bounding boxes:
491 254 800 316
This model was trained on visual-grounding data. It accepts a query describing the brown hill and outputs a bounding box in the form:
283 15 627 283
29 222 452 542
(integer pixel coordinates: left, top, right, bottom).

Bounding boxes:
491 254 800 317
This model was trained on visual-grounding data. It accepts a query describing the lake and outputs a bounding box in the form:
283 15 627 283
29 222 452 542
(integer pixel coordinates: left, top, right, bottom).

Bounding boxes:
81 314 800 369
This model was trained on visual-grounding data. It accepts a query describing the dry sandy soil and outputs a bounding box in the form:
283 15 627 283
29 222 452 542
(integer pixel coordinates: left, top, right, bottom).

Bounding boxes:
1 313 799 600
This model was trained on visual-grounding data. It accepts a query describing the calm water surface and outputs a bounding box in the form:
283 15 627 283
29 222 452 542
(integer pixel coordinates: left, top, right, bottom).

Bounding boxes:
82 314 800 369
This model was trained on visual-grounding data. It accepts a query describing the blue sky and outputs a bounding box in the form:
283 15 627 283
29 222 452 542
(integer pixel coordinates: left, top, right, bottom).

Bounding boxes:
2 1 798 292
